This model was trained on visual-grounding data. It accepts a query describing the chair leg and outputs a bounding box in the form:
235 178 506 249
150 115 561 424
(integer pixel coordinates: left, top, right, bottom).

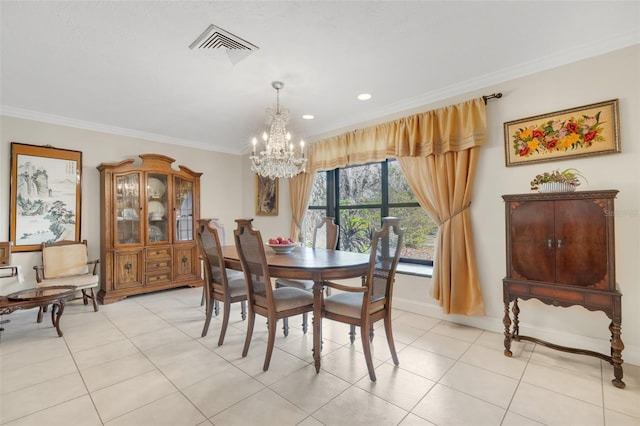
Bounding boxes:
263 317 277 371
360 323 377 382
369 323 374 342
200 286 205 306
240 301 247 320
218 299 231 346
90 288 98 312
301 312 308 334
201 295 213 338
82 289 89 305
282 317 289 337
384 314 399 365
349 325 356 343
37 306 45 323
242 312 255 357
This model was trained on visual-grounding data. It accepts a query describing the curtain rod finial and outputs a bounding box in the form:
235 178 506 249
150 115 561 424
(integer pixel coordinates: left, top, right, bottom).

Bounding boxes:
483 92 503 104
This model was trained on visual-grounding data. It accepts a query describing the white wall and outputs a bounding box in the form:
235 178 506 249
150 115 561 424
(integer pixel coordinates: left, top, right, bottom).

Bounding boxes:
0 116 245 282
245 45 640 365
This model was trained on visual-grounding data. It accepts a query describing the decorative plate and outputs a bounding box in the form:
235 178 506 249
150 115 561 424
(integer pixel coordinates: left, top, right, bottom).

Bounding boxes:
148 177 166 198
267 243 297 254
148 201 166 216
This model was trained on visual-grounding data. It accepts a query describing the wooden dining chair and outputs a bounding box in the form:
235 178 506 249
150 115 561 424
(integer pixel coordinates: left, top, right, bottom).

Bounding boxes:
196 219 247 345
321 217 404 381
234 218 314 371
276 216 338 336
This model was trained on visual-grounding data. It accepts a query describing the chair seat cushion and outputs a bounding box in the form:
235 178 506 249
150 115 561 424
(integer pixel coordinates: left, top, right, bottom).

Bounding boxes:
226 275 247 298
324 292 383 319
272 287 313 312
275 278 313 291
37 273 99 289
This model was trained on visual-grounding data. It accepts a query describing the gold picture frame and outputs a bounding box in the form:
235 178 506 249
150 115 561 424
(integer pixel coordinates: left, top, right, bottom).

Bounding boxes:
504 99 620 167
255 174 278 216
10 143 82 252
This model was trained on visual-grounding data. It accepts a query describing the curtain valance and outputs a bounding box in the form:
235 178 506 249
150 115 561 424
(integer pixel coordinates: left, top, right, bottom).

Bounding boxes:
308 97 486 172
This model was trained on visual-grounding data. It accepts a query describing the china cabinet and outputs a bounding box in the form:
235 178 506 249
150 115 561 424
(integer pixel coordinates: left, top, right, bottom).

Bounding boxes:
97 154 202 303
502 190 624 388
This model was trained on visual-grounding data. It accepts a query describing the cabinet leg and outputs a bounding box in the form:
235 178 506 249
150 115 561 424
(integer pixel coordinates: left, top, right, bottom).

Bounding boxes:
503 301 512 357
512 299 520 339
609 320 625 388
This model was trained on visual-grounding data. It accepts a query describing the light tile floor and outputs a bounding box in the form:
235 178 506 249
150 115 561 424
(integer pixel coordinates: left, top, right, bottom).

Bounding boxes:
0 287 638 426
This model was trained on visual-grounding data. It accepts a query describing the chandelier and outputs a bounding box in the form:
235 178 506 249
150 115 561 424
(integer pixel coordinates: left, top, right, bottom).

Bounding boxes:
250 81 307 179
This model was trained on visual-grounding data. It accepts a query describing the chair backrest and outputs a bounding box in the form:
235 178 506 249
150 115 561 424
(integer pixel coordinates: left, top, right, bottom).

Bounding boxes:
41 240 89 279
312 217 339 250
233 218 273 308
208 218 226 245
365 217 404 305
0 241 11 265
196 219 228 294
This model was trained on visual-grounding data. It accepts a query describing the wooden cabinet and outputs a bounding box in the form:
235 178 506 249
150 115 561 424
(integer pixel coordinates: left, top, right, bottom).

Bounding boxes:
97 154 203 303
502 190 624 388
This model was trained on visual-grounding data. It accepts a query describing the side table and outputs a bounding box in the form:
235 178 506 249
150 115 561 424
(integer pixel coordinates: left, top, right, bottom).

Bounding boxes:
0 285 77 337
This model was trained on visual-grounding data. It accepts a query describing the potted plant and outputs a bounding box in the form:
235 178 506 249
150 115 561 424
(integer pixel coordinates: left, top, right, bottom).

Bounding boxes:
530 168 586 192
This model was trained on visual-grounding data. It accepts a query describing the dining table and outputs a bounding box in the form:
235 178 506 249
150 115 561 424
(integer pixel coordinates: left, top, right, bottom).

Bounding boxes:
221 245 371 372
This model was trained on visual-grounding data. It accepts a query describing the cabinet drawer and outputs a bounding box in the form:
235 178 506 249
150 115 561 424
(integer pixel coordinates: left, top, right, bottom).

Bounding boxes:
147 247 172 259
146 272 171 285
146 259 172 271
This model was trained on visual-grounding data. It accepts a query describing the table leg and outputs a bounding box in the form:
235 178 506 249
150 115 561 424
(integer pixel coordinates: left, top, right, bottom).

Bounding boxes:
50 301 66 337
312 280 323 373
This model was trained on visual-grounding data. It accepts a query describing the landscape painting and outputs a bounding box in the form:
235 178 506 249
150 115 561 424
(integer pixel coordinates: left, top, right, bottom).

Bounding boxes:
10 143 82 252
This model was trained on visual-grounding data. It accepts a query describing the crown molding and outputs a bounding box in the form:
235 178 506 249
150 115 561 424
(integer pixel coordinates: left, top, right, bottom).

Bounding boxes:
0 106 244 155
310 34 640 143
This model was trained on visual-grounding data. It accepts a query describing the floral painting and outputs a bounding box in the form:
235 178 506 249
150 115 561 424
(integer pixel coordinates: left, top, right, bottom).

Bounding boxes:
504 99 620 166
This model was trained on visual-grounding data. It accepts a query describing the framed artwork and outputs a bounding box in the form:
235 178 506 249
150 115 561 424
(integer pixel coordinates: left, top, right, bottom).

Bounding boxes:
255 174 278 216
504 99 620 167
10 143 82 252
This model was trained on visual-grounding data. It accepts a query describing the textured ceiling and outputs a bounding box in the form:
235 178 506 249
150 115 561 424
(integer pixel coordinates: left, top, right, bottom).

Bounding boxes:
1 1 638 155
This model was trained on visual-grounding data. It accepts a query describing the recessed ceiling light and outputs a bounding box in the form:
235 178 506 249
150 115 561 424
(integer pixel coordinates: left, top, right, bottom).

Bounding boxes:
302 114 314 120
357 93 372 101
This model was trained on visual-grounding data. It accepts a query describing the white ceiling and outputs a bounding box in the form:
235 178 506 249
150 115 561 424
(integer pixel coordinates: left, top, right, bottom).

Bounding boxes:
1 1 638 155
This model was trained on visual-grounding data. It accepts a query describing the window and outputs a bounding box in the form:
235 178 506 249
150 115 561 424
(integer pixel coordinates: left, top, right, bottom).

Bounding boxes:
304 159 436 265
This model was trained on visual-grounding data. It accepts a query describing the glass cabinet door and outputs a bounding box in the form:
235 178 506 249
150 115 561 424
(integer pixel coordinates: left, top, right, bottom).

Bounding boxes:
115 173 141 245
174 176 194 242
147 173 169 244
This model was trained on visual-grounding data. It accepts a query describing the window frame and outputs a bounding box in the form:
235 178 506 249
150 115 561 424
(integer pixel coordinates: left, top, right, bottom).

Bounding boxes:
307 159 434 266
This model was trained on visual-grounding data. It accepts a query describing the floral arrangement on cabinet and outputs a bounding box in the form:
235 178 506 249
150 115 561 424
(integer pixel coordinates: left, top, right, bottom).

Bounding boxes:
530 168 586 192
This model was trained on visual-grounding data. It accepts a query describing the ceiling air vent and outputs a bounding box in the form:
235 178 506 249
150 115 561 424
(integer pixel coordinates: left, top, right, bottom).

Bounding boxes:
189 24 258 51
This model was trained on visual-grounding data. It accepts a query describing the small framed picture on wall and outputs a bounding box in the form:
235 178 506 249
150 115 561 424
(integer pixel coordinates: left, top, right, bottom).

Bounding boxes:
255 174 278 216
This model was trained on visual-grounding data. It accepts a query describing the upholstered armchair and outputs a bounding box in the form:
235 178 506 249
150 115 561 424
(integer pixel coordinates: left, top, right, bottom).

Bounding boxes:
33 240 99 318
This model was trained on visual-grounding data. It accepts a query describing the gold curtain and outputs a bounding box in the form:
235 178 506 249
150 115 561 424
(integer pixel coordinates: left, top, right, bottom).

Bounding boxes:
397 149 484 315
289 171 316 241
291 97 486 315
